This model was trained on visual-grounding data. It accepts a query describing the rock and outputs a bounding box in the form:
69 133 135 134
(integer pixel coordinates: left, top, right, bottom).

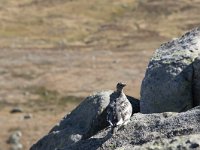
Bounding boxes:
192 57 200 106
30 91 139 150
131 134 200 150
62 106 200 150
7 131 22 144
23 113 32 120
140 27 200 113
7 131 23 150
10 143 23 150
10 107 23 113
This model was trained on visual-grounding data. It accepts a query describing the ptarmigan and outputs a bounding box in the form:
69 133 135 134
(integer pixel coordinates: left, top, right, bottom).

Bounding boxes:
107 82 132 134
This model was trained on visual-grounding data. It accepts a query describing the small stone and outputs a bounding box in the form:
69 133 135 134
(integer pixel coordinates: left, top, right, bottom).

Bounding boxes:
113 60 119 63
24 113 32 120
69 134 82 143
10 107 23 113
7 131 22 144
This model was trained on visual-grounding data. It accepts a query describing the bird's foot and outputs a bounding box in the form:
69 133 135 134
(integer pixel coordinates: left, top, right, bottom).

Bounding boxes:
118 125 126 131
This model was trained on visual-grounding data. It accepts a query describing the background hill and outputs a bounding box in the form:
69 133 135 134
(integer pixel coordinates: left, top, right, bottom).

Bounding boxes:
1 0 200 49
0 0 200 149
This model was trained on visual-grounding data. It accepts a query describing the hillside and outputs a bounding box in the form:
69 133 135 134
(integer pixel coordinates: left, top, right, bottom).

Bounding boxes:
0 0 200 149
0 0 200 49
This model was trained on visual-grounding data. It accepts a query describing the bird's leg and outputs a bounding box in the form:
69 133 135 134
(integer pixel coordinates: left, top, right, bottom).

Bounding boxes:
118 125 125 131
123 119 130 126
118 120 130 131
119 120 129 130
111 126 118 134
105 125 115 137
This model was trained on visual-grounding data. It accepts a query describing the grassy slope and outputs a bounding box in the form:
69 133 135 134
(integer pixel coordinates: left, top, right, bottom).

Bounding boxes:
0 1 200 149
0 0 134 48
0 0 199 49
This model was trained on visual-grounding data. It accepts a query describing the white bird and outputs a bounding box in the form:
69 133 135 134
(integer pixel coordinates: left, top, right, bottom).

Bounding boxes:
107 82 132 134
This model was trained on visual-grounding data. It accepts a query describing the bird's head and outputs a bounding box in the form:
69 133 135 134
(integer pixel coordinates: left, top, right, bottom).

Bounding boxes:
116 82 126 92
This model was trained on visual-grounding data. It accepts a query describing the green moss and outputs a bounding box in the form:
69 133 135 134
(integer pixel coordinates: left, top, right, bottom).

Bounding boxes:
25 86 83 106
26 86 59 102
0 101 6 109
11 72 36 80
58 96 83 105
35 86 58 100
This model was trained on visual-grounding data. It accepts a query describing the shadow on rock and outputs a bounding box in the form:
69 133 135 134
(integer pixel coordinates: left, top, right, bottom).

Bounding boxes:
61 132 113 150
30 90 140 150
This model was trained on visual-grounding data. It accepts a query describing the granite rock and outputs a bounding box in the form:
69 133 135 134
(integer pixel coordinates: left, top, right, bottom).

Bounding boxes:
63 106 200 150
30 91 139 150
140 27 200 113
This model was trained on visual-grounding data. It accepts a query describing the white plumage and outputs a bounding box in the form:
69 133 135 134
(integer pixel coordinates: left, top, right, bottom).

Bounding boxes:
107 82 132 134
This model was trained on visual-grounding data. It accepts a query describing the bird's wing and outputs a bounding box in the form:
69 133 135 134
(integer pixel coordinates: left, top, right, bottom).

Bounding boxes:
114 97 124 126
107 100 122 127
117 97 132 121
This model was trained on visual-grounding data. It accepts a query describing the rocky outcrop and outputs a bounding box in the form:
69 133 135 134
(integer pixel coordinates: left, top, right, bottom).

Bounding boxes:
30 91 139 150
62 106 200 150
140 27 200 113
30 27 200 150
130 134 200 150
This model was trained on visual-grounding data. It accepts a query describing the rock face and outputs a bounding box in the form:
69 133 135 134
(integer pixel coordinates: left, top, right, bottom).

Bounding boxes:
140 27 200 113
192 57 200 106
131 134 200 150
30 28 200 150
63 106 200 150
30 91 139 150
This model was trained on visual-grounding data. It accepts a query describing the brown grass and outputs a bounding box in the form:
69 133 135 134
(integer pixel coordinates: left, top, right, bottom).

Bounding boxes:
0 0 200 149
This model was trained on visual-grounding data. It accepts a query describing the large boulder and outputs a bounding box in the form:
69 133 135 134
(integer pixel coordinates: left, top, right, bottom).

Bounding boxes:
30 91 139 150
62 106 200 150
140 27 200 113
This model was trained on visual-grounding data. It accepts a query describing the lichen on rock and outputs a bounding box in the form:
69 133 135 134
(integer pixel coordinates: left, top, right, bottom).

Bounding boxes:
62 106 200 150
141 27 200 113
30 91 139 150
30 27 200 150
